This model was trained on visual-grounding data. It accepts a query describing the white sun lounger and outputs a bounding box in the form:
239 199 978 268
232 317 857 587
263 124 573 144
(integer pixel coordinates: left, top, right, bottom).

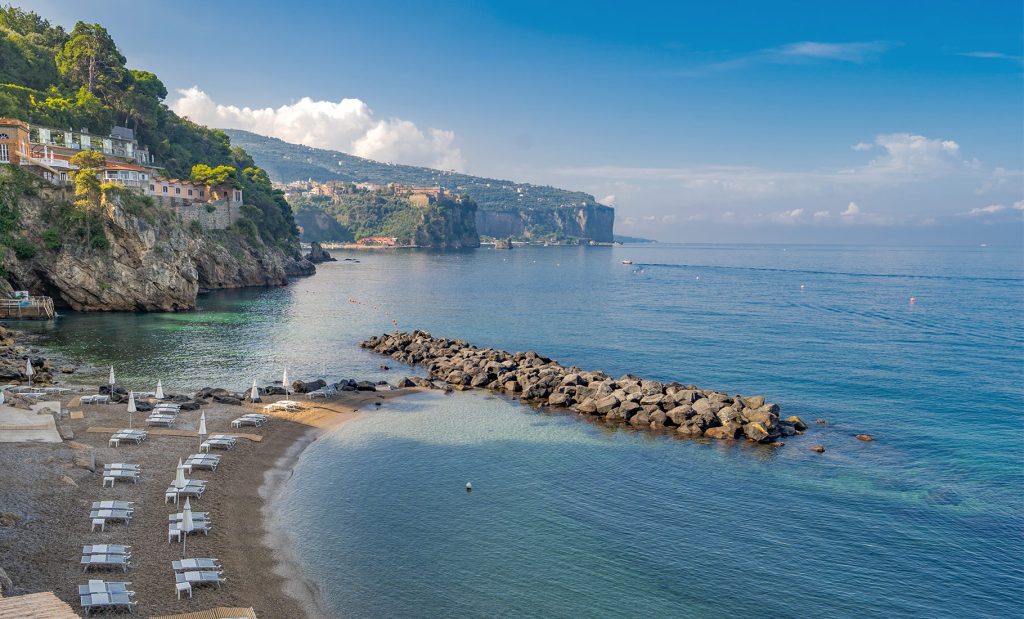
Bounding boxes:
81 554 130 572
172 558 221 571
175 570 225 589
184 454 220 471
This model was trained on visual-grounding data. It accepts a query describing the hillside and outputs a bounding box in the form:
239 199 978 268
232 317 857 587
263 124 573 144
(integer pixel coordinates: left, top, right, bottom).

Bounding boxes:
0 6 311 308
223 129 615 242
289 184 479 249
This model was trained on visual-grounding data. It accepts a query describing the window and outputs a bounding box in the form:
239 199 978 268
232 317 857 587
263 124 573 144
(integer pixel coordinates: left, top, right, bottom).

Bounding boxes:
175 188 181 195
0 143 7 163
234 190 242 201
0 133 8 140
199 190 204 198
150 184 155 191
188 189 193 197
162 186 168 193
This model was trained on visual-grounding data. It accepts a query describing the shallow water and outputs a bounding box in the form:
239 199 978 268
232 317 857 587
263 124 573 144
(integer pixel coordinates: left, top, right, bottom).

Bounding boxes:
16 244 1024 617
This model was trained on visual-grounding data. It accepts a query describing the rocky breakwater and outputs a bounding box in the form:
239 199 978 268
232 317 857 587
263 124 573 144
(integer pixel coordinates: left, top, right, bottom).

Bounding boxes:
362 331 806 445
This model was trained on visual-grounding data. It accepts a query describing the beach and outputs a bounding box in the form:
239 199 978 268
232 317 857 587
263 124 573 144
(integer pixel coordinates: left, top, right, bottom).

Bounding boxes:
0 387 413 617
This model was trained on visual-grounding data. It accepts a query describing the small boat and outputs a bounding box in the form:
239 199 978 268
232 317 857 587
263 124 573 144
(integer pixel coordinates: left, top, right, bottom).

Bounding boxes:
621 259 633 265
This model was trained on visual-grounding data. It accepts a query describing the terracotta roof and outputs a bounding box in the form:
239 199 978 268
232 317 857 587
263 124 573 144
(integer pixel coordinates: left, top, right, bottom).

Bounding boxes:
150 607 258 619
0 592 81 618
101 160 148 172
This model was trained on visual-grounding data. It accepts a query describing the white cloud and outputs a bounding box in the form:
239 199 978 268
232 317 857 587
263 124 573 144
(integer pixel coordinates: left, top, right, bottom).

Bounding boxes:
851 142 873 151
1014 200 1024 211
841 202 861 217
861 133 963 178
813 210 831 221
966 204 1006 216
777 41 891 63
170 87 465 171
959 51 1024 63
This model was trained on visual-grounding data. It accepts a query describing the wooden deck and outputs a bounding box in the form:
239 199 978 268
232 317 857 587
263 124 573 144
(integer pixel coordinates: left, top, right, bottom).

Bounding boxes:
0 591 81 618
151 607 257 619
0 296 54 320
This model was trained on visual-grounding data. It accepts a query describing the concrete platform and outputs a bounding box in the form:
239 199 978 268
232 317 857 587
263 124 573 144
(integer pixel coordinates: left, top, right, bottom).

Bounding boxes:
0 403 62 442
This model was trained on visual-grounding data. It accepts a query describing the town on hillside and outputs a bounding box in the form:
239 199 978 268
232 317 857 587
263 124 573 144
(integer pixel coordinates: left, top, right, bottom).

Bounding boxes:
0 117 243 229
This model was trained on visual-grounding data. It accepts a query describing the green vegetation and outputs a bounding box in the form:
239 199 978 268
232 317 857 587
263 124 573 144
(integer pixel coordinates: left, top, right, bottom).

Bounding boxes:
0 5 300 252
288 185 477 246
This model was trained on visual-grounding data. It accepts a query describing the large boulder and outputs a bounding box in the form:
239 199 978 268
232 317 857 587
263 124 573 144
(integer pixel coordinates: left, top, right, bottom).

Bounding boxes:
705 423 742 440
595 395 621 415
666 405 694 425
292 379 326 394
743 422 771 442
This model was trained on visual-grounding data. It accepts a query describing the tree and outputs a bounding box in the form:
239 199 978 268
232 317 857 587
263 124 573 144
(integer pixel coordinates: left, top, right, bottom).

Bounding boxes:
55 22 128 97
191 164 239 187
70 149 104 209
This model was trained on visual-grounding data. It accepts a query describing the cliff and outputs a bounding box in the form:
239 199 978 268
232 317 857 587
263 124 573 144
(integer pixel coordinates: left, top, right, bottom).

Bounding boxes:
475 204 614 243
223 130 616 242
1 181 313 311
413 198 479 249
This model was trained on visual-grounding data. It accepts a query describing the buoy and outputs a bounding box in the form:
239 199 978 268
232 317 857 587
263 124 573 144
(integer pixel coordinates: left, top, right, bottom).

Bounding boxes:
909 297 916 304
465 481 472 492
800 284 805 289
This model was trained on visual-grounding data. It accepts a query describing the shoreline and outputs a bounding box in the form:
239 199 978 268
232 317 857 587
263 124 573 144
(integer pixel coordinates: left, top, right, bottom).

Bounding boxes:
0 375 416 617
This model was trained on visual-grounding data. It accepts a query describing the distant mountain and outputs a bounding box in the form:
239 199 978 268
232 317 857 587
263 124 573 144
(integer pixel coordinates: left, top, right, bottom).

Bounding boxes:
614 235 657 244
222 129 614 242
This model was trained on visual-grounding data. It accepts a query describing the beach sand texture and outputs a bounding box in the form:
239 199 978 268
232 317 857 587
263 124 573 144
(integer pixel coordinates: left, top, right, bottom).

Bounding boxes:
0 388 412 617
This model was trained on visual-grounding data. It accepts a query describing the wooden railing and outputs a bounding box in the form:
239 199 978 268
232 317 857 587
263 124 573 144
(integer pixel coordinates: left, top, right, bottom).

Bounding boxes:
0 296 55 320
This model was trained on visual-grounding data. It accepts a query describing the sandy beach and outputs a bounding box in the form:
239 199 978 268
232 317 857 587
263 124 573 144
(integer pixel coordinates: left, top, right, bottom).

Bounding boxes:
0 387 414 617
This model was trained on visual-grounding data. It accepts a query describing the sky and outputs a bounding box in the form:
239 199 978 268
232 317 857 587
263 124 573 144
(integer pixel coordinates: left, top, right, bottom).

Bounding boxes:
27 0 1024 243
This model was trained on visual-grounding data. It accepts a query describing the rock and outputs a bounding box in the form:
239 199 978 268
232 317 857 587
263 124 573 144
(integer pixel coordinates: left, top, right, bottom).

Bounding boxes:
470 373 492 388
179 400 201 411
212 395 242 405
619 400 641 418
304 241 338 264
292 379 327 394
548 392 570 407
628 410 650 427
0 512 21 527
705 424 742 440
855 434 875 442
396 377 417 388
815 419 829 425
0 565 11 595
743 422 771 442
666 405 694 425
741 395 765 409
60 366 76 374
503 380 521 393
811 444 826 453
355 381 377 391
784 416 808 432
649 410 670 428
575 398 597 414
676 421 704 437
594 395 621 414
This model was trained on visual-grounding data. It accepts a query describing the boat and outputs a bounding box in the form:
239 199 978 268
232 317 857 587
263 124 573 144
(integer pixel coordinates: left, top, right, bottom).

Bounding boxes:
621 259 633 265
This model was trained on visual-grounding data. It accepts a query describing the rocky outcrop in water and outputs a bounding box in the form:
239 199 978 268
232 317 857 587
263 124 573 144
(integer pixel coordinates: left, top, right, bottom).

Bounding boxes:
362 331 800 444
304 242 337 264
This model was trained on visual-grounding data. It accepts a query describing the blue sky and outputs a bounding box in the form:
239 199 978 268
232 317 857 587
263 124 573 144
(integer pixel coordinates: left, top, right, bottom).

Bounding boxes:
29 0 1024 243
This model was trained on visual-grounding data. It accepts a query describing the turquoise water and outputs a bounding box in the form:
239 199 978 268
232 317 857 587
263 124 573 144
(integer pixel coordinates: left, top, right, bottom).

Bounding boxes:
15 244 1024 617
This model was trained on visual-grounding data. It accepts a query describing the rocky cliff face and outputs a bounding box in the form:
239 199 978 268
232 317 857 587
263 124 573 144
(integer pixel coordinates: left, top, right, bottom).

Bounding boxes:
5 189 313 311
475 204 615 242
414 199 480 249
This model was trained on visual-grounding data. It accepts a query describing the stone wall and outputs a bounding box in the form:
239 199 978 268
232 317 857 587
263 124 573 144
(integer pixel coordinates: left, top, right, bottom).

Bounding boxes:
169 201 238 230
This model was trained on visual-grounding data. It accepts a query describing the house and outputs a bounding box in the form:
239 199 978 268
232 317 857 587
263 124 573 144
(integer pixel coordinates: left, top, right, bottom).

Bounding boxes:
356 236 398 246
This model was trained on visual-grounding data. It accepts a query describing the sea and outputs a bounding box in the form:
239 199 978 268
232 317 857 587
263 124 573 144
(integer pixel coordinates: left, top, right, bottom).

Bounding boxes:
14 244 1024 618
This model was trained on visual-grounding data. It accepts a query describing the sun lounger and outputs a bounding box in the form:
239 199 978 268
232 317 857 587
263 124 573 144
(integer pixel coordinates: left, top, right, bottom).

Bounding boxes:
165 480 207 503
111 430 146 444
81 554 130 572
263 400 302 412
201 436 236 452
102 463 139 471
175 570 225 589
231 416 265 428
78 588 136 616
91 501 134 511
89 509 133 525
172 558 221 571
184 454 220 471
168 511 210 522
83 544 130 556
81 395 111 405
101 470 139 485
167 521 211 542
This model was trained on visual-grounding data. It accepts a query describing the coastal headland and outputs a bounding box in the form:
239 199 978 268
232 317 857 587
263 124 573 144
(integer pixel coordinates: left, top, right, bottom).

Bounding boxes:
363 330 806 444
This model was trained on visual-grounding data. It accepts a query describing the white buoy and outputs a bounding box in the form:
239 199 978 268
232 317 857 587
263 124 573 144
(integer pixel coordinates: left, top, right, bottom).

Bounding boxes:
466 481 472 492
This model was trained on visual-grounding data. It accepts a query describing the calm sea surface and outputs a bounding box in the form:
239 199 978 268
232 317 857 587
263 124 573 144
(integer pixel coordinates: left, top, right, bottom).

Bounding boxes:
14 244 1024 617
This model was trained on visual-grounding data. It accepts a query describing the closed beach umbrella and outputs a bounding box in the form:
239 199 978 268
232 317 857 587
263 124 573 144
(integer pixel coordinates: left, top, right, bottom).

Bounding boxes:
282 369 289 396
25 358 33 386
250 380 261 403
174 458 187 489
109 366 115 385
198 412 207 441
182 497 194 533
0 388 6 406
156 380 164 400
127 391 136 413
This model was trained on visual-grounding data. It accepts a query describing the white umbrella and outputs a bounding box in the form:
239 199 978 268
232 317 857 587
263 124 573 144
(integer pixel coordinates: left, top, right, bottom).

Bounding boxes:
198 412 207 441
126 391 136 429
0 388 6 406
250 380 261 403
155 380 164 400
282 369 289 396
109 366 115 385
174 459 187 489
182 497 194 533
25 358 33 386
